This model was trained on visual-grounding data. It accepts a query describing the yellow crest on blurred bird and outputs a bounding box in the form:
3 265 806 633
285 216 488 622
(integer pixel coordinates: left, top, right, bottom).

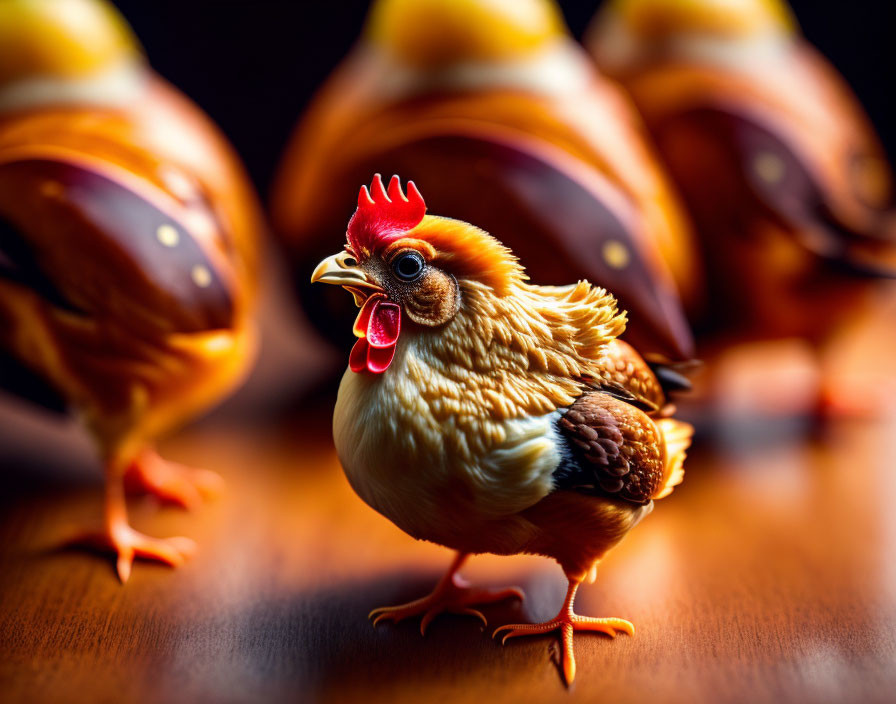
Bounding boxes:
366 0 567 66
0 0 140 87
610 0 796 39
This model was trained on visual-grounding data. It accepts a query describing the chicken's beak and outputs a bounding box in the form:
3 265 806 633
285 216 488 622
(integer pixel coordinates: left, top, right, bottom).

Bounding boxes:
311 250 384 305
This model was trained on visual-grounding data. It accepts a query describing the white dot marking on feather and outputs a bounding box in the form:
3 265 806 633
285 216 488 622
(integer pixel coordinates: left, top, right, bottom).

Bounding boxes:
754 152 785 184
156 224 180 247
191 264 212 288
602 240 630 270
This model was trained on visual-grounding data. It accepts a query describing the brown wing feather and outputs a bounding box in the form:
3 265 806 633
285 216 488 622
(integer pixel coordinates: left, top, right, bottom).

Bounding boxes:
555 391 691 504
586 339 666 413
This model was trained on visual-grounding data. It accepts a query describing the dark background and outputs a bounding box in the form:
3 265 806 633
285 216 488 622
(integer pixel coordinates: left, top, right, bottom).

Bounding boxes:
109 0 895 199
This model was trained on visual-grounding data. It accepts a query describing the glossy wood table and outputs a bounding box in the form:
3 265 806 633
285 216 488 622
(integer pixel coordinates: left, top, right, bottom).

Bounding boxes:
1 396 895 704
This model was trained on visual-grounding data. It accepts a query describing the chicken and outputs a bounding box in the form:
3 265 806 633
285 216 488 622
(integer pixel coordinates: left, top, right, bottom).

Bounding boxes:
311 174 693 685
0 0 261 581
587 0 896 413
274 0 699 363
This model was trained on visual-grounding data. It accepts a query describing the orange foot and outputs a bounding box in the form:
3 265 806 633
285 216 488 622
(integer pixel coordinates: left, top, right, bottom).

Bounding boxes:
494 578 633 685
72 522 197 584
494 615 633 684
370 553 524 634
124 449 224 509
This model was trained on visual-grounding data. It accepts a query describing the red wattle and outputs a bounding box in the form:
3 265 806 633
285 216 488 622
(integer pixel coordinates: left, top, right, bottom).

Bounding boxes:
348 296 400 374
349 338 369 373
366 344 397 373
367 301 401 348
353 293 385 338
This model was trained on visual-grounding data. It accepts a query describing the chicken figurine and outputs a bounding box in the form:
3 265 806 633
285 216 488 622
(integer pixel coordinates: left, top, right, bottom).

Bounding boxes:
0 0 261 581
274 0 699 363
588 0 896 413
312 175 693 685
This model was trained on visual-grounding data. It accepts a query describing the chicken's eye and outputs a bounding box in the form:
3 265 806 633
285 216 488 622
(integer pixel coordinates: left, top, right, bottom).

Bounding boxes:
392 251 425 282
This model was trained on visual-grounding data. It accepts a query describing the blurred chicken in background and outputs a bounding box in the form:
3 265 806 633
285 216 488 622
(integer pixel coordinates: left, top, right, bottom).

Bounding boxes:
588 0 896 416
273 0 701 363
0 0 262 581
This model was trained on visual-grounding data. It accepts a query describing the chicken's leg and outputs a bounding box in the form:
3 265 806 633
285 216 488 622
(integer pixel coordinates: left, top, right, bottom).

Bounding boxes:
124 447 224 509
370 552 524 634
72 452 197 583
494 573 633 685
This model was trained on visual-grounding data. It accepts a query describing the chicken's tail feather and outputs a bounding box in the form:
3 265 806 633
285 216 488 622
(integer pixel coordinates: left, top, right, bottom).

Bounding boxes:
653 419 693 500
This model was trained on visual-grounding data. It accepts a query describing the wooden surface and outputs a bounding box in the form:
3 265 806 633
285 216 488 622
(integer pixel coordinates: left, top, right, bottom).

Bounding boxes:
2 398 896 704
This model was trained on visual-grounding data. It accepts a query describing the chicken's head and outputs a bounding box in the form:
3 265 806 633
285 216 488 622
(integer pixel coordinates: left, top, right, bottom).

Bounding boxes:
311 174 525 374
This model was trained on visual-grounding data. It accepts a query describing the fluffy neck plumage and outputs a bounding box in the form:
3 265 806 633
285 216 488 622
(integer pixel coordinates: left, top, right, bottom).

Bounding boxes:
404 279 627 424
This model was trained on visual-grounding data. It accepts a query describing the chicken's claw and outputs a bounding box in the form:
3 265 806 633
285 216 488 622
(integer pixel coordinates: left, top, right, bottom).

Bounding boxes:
70 524 197 583
494 614 634 685
124 449 224 510
370 572 524 635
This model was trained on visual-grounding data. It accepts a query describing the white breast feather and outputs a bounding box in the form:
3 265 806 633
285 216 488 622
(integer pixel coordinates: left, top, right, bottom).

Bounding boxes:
333 339 561 545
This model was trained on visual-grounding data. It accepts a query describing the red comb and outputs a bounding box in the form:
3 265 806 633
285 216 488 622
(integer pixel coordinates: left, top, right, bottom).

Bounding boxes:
346 174 426 255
